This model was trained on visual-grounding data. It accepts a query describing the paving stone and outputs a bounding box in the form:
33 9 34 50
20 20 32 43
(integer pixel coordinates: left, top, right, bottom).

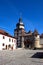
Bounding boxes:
0 49 43 65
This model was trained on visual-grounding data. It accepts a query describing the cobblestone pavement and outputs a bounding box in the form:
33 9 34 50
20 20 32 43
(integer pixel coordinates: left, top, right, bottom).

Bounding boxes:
0 49 43 65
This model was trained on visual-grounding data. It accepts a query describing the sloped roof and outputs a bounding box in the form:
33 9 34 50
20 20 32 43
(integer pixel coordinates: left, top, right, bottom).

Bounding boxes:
33 29 39 35
0 29 15 38
40 33 43 38
28 30 32 34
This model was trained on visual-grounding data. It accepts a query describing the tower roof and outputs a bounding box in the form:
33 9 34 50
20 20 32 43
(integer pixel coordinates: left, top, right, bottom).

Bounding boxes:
18 17 24 25
33 29 39 35
16 17 24 29
28 30 32 33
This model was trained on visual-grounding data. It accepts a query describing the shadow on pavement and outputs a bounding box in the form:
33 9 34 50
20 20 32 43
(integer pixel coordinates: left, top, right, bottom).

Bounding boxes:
31 52 43 59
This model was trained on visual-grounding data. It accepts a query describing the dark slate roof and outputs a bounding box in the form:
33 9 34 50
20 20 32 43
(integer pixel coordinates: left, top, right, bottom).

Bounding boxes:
40 33 43 38
28 30 32 34
33 29 39 35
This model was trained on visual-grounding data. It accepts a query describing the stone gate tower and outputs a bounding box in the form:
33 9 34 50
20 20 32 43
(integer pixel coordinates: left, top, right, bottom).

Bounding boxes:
33 30 40 49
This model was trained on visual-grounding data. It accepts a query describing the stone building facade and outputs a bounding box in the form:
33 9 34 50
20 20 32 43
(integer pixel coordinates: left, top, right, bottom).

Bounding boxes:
14 17 43 49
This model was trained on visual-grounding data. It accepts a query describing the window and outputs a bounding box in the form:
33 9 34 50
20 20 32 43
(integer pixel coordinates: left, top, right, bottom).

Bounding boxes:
6 45 7 49
3 36 5 39
12 39 13 42
9 38 11 42
8 44 11 48
14 40 16 43
2 43 5 46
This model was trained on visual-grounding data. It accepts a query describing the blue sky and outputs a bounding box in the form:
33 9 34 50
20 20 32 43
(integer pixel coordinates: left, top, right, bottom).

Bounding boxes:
0 0 43 36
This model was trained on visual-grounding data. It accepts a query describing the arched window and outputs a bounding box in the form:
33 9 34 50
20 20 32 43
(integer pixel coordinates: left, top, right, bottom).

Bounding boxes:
2 43 5 46
12 39 13 42
9 38 11 42
8 44 11 48
3 36 5 39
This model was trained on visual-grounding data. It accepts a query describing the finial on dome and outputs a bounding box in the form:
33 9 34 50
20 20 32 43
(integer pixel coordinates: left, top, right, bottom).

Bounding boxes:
19 12 22 22
19 17 22 22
